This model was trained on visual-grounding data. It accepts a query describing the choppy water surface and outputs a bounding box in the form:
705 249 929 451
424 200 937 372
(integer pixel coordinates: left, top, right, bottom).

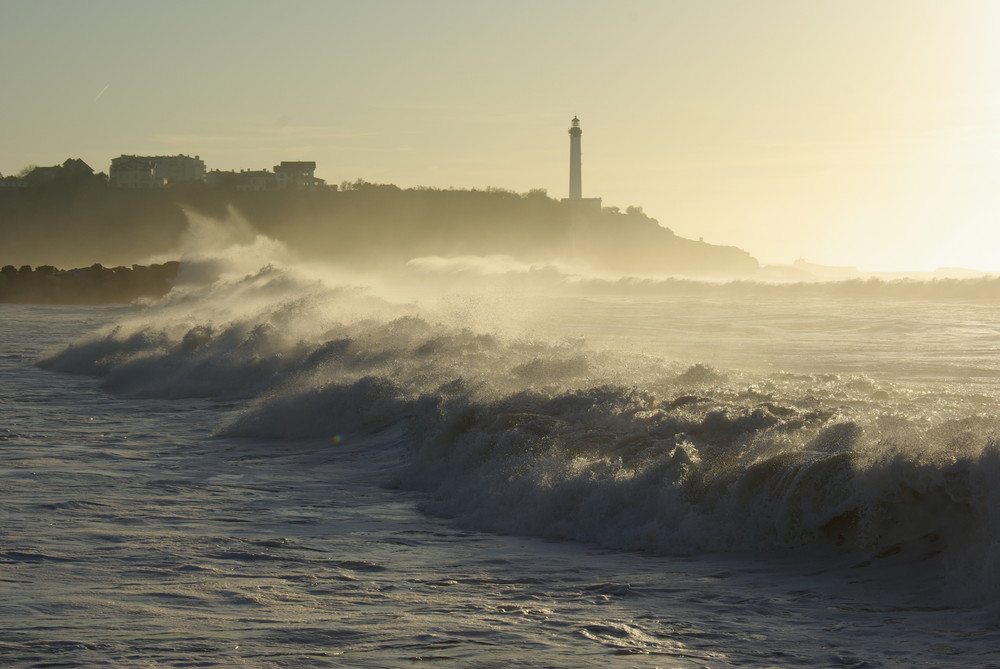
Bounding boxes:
3 275 1000 667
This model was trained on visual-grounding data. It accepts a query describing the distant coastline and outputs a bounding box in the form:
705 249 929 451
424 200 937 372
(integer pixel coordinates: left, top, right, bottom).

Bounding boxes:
0 180 760 279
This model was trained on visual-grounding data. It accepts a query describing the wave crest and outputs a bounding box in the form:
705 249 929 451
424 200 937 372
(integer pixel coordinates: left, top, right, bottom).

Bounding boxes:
35 259 1000 604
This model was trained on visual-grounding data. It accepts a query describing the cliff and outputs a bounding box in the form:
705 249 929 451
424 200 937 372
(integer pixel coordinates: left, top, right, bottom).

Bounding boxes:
0 182 758 277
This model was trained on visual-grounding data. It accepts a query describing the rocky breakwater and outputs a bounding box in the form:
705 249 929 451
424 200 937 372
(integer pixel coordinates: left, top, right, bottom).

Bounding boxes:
0 262 179 304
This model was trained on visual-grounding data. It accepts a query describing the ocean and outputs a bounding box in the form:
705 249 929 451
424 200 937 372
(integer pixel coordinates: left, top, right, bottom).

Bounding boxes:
4 247 1000 667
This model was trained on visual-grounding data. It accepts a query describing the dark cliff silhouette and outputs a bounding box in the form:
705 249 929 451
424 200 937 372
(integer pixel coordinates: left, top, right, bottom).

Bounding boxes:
0 181 758 277
0 262 179 304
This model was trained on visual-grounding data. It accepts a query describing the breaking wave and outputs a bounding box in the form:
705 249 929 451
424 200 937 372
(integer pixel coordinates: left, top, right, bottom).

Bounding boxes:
37 254 1000 607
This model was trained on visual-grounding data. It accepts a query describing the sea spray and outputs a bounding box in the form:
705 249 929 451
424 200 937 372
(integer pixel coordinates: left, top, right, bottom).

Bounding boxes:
36 250 1000 606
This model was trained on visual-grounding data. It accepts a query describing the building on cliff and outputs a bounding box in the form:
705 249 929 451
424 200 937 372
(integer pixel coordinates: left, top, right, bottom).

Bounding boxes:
206 162 327 191
0 174 29 188
205 169 275 191
21 159 101 187
273 161 326 190
109 154 205 188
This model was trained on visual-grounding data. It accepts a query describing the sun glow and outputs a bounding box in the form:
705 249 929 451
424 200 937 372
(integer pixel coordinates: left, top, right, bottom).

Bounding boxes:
4 1 1000 272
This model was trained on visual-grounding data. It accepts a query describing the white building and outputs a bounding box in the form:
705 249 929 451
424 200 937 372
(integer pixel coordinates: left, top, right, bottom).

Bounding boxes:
151 154 205 185
110 154 206 187
109 156 157 188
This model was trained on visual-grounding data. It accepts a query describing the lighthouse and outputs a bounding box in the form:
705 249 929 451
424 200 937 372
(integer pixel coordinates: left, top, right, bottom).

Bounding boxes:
568 116 582 200
562 116 601 209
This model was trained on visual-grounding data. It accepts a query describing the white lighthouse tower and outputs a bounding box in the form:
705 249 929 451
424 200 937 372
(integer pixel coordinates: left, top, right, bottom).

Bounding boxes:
568 116 582 200
562 116 601 209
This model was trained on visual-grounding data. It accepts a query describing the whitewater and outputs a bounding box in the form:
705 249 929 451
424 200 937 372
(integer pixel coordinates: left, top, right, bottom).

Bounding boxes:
4 239 1000 666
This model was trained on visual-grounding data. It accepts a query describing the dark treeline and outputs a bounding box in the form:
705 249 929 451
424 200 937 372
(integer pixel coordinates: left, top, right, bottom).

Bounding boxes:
0 262 180 304
0 180 758 277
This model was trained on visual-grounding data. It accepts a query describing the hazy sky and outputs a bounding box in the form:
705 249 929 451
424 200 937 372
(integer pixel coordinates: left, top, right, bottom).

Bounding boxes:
3 0 1000 271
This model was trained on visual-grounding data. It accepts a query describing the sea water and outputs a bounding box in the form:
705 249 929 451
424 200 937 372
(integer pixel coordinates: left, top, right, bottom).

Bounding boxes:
3 260 1000 667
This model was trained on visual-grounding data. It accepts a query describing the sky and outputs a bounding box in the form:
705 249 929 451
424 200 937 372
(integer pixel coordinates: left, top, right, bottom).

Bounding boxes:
3 0 1000 272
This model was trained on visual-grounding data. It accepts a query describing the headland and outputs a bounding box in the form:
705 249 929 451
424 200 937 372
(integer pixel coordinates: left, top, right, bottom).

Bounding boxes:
0 179 760 304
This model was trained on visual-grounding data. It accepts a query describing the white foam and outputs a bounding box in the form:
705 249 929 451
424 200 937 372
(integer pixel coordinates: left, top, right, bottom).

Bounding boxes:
36 239 1000 608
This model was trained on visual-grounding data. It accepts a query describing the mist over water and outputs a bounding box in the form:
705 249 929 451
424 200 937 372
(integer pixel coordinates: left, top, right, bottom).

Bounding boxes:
35 219 1000 619
9 2 1000 662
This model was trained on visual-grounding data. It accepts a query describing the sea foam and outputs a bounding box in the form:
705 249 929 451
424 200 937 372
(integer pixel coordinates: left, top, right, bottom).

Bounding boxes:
37 254 1000 607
